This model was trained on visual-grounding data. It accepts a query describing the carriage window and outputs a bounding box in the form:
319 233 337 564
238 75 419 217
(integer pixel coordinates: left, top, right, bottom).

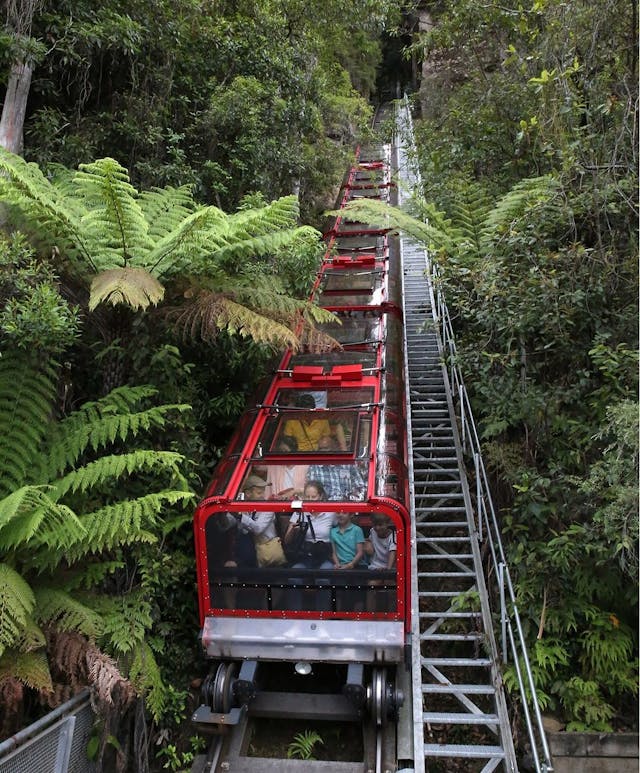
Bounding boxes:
205 511 398 614
315 313 382 346
321 270 383 293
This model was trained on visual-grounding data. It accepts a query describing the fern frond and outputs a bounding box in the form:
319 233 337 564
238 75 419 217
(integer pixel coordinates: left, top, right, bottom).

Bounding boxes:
173 292 300 349
226 195 300 237
481 175 560 244
34 588 103 638
85 640 135 708
210 226 320 272
73 158 154 271
0 650 53 692
0 353 58 495
332 198 456 253
53 450 186 499
145 205 229 279
138 185 196 242
0 148 92 265
11 617 46 653
59 491 194 562
41 400 190 479
128 641 165 722
0 564 35 657
89 267 165 311
447 182 493 261
0 486 84 550
62 561 126 591
99 592 153 655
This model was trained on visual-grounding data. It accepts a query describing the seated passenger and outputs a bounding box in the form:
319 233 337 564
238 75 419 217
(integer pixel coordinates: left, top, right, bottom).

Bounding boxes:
283 394 331 451
283 394 346 451
331 512 366 612
307 435 366 500
236 475 285 567
284 481 335 611
264 435 308 500
330 512 366 569
365 515 397 612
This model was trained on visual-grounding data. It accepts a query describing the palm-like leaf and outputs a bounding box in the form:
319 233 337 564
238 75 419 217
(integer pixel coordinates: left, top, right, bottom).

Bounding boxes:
89 267 165 311
0 351 194 701
73 158 154 270
0 564 35 658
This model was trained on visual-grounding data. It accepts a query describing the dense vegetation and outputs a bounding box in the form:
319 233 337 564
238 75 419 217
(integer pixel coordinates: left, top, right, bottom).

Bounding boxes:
0 0 637 769
410 0 638 733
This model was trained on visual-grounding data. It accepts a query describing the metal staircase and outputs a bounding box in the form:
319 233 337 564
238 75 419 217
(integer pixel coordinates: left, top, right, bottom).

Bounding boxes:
403 238 516 772
394 98 553 773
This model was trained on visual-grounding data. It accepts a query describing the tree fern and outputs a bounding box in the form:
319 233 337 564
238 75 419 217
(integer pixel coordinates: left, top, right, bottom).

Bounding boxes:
0 353 58 497
34 588 103 639
481 175 560 243
0 650 52 692
0 564 35 657
39 391 190 480
0 351 194 706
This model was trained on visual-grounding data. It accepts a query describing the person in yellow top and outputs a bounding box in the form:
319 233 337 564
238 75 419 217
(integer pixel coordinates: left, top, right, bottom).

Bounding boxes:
283 393 345 451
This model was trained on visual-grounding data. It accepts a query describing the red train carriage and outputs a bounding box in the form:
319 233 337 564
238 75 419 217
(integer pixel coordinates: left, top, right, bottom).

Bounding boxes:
193 146 409 727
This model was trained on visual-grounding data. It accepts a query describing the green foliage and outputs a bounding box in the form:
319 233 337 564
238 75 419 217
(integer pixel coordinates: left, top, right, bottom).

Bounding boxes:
0 149 332 355
287 730 324 760
0 234 79 353
0 349 195 715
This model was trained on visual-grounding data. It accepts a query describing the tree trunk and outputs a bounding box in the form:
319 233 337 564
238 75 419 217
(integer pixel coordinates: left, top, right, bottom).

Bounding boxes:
0 60 33 154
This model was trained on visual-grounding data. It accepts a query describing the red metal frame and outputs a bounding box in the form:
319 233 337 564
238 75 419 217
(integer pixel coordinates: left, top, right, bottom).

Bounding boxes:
193 148 411 636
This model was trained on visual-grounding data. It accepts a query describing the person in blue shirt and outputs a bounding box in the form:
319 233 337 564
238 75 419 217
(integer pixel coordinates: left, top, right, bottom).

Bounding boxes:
330 512 365 569
330 512 366 611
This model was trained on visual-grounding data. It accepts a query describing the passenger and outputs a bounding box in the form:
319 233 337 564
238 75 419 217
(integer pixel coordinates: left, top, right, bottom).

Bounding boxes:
284 481 335 611
264 435 308 500
307 435 366 500
236 475 286 567
284 481 334 567
331 512 366 612
224 475 280 609
283 394 346 451
330 512 366 569
365 515 397 612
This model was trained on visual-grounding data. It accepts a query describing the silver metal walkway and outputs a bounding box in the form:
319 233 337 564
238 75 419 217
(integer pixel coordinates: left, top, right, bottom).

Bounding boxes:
402 238 517 772
395 98 553 773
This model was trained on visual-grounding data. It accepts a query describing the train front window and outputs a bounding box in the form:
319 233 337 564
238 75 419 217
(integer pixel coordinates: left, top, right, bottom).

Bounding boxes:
253 389 374 458
204 512 398 615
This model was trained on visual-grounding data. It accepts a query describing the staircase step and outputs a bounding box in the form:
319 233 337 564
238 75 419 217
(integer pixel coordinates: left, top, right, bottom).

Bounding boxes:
423 743 505 759
422 657 492 667
423 712 499 726
422 684 495 695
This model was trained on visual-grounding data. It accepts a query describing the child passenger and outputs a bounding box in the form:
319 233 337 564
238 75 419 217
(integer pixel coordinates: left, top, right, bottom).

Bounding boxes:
330 512 365 569
365 515 397 611
330 513 366 612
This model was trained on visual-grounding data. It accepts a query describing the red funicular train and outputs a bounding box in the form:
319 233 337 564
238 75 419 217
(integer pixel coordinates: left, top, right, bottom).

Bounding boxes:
193 144 410 729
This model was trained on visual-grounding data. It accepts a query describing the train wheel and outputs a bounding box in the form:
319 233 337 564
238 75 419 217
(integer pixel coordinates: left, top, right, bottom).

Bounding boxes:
201 662 238 714
366 667 403 725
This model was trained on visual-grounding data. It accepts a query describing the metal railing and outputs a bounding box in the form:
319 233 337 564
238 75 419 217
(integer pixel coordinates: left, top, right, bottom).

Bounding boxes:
0 690 96 773
397 94 553 773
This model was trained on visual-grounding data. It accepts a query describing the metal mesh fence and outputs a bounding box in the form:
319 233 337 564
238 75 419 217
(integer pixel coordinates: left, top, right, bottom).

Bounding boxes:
0 694 96 773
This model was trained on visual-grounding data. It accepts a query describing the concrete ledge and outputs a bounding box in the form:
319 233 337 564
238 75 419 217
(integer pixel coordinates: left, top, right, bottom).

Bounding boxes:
548 732 639 773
